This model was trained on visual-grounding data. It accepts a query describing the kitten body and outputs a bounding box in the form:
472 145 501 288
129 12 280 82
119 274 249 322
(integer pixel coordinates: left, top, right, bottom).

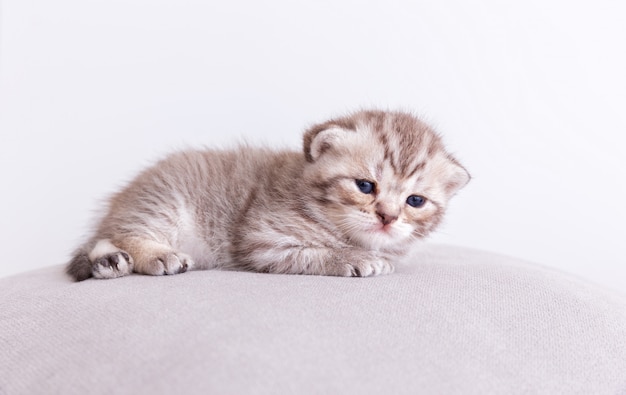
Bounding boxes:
67 110 469 281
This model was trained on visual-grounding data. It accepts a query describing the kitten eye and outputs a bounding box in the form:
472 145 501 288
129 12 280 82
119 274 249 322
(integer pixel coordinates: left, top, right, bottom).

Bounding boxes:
355 180 375 194
406 195 426 208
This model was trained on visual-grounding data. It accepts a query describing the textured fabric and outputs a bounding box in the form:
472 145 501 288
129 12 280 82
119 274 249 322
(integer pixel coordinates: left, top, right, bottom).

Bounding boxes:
1 244 625 395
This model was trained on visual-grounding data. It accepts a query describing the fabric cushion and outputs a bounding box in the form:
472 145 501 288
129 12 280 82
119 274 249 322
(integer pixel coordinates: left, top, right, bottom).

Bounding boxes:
1 244 625 395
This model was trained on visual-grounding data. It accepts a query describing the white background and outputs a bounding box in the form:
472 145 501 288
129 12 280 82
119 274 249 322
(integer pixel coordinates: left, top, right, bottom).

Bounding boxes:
1 0 624 292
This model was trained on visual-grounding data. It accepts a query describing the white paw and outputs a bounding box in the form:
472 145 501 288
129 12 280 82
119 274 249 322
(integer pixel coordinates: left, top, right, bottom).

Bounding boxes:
154 252 194 275
92 251 134 279
345 258 394 277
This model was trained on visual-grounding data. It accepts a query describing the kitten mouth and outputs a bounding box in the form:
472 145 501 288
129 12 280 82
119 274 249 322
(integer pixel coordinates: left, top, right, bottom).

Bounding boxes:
375 224 394 234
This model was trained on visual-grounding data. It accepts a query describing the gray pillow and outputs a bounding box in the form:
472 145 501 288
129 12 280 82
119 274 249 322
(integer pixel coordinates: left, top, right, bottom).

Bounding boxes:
1 244 625 395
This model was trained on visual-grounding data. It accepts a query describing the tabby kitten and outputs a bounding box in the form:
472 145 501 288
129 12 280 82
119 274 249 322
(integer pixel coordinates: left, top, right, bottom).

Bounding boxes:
66 110 469 281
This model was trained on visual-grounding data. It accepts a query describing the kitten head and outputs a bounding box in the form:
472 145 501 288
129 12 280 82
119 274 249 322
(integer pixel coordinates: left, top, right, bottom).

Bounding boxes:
302 110 469 251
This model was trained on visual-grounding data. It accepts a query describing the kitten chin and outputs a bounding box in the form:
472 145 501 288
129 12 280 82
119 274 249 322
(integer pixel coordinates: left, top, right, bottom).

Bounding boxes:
66 109 469 281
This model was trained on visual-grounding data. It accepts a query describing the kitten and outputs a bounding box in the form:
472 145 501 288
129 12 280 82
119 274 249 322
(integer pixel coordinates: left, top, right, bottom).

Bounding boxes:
66 110 469 281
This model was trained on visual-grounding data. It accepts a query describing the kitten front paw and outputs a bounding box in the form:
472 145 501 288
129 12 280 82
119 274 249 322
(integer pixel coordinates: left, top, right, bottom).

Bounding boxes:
348 259 394 277
345 258 394 277
92 251 133 279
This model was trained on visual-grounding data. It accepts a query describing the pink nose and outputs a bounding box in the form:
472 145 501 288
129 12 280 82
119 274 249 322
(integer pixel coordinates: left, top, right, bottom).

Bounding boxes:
376 211 398 226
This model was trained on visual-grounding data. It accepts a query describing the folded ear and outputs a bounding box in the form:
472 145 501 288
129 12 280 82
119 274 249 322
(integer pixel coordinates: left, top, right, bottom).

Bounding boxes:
303 122 355 163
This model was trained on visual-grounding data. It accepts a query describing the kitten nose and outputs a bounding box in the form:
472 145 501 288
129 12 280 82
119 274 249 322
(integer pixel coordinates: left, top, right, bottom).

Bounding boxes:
376 211 398 226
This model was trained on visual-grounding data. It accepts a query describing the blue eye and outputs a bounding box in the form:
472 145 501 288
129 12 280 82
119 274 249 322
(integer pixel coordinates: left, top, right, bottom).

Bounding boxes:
356 180 375 194
406 195 426 208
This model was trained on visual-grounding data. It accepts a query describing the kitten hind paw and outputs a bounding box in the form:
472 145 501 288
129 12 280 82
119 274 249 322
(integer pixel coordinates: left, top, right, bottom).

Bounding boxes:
92 251 133 279
149 252 194 276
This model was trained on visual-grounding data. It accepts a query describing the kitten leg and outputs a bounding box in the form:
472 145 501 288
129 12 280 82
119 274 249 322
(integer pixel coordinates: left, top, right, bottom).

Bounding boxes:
112 237 194 276
237 244 394 277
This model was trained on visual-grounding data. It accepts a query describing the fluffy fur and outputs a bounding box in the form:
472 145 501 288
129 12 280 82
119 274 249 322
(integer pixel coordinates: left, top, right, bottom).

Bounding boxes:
66 110 469 281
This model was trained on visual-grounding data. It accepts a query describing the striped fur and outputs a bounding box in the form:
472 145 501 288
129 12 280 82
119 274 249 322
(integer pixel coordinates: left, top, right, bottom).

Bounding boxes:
66 110 469 281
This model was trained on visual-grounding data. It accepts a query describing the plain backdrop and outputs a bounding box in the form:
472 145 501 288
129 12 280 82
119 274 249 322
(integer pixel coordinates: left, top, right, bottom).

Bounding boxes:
1 0 625 292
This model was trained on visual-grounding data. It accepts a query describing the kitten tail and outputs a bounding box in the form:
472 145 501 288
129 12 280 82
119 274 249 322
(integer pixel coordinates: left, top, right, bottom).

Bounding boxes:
66 249 93 282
